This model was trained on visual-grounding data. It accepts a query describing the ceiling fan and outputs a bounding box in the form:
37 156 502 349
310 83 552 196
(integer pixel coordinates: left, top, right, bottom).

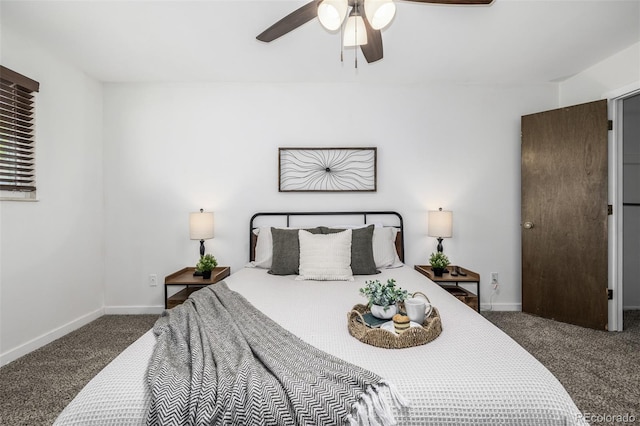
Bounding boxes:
256 0 494 64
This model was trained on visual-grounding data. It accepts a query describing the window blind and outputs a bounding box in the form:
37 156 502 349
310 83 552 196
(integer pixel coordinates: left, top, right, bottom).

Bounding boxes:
0 65 40 194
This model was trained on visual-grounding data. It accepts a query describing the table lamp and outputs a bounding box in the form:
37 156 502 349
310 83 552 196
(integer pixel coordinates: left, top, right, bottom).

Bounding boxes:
189 209 214 275
428 207 452 253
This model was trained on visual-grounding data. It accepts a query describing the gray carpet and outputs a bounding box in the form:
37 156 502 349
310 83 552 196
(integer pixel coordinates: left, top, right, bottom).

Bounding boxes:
483 310 640 423
0 315 158 426
0 312 638 425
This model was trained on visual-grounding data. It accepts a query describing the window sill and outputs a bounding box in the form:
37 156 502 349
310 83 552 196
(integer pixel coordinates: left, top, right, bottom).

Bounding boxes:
0 192 38 202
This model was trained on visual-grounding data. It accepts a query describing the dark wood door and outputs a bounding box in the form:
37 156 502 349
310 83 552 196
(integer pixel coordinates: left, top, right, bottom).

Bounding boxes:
521 100 609 330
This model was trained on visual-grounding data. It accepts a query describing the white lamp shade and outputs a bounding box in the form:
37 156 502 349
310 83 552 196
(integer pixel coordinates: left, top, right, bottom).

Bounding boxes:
189 211 214 240
427 210 453 238
364 0 396 30
343 15 368 47
318 0 349 31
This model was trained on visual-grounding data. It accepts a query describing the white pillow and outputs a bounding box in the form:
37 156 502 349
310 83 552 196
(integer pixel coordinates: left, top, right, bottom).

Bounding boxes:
297 229 354 281
372 227 404 269
251 227 273 268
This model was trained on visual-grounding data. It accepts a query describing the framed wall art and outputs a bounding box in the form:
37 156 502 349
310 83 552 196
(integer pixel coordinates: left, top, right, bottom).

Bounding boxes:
279 147 377 192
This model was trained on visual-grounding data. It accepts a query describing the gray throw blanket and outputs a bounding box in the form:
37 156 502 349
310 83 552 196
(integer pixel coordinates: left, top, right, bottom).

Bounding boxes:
146 282 408 426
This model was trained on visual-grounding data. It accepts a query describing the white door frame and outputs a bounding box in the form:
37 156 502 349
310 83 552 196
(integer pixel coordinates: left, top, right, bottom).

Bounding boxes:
606 83 640 332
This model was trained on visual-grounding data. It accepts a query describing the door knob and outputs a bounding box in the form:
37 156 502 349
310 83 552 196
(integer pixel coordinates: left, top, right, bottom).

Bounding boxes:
523 221 534 229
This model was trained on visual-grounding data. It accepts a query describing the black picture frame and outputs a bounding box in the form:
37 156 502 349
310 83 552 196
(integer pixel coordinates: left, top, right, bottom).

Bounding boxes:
278 147 377 192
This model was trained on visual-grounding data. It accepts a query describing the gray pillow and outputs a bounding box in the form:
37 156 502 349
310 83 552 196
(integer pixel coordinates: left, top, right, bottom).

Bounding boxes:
320 225 378 275
269 227 322 275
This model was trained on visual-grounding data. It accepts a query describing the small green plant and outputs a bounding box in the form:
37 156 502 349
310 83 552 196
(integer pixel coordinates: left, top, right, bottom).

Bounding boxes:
429 252 450 269
359 278 408 308
196 254 218 272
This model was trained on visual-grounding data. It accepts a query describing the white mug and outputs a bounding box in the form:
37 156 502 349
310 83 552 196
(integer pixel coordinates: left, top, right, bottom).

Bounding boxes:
404 298 432 325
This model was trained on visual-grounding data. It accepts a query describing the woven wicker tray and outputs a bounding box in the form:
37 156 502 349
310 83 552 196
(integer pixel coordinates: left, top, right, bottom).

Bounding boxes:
347 292 442 349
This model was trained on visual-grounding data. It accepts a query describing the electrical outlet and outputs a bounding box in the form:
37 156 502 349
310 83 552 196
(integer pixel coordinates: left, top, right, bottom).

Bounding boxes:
149 274 158 287
490 272 499 289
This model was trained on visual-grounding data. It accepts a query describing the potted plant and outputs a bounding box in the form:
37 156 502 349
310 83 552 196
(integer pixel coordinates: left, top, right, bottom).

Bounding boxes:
195 254 218 279
429 252 450 277
359 278 409 319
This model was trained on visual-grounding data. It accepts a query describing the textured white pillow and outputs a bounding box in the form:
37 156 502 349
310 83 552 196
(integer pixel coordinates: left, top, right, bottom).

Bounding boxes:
297 229 354 281
372 227 404 269
251 227 273 268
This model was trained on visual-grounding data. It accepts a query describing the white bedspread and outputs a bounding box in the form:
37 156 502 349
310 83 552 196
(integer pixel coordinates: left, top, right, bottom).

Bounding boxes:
55 266 586 425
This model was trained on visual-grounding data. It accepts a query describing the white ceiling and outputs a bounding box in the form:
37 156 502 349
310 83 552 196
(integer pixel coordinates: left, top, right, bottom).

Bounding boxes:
1 0 639 84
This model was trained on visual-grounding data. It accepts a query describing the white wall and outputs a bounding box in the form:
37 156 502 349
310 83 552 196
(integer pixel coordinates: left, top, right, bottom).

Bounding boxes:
560 42 640 106
103 82 558 313
0 26 104 366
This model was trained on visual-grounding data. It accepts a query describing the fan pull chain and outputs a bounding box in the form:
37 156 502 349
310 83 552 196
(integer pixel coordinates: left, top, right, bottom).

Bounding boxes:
341 20 344 63
354 2 358 69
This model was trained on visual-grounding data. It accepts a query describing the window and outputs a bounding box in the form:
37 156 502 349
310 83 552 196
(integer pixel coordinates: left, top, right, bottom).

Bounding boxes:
0 65 40 200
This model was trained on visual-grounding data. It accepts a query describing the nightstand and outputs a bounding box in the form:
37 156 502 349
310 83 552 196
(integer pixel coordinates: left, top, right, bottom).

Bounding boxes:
414 265 480 312
164 266 230 309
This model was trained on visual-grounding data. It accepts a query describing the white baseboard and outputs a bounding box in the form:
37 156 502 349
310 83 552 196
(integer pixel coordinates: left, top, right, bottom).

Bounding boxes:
0 308 104 367
623 306 640 310
104 305 164 315
480 302 522 312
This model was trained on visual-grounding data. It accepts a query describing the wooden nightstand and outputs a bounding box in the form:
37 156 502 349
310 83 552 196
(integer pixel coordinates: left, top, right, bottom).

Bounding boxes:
415 265 480 312
164 266 230 309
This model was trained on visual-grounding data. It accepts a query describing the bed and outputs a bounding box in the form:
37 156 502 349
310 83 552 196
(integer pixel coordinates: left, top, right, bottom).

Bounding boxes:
54 211 586 425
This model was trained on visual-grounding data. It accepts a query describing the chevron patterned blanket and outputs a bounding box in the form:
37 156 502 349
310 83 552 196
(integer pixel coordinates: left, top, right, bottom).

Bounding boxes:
146 281 408 426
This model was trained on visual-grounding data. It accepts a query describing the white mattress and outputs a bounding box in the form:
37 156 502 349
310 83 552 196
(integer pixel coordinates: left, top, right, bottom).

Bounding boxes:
55 266 586 425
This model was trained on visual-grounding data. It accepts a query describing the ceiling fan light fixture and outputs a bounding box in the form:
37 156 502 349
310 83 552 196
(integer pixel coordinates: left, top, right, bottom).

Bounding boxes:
318 0 349 31
343 14 368 47
364 0 396 30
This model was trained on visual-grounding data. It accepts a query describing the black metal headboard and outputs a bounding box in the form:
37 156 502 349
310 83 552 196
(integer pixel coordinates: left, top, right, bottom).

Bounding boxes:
249 211 404 262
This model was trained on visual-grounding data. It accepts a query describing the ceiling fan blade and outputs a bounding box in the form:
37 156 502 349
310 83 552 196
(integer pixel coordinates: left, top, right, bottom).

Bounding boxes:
256 1 319 42
359 10 383 63
404 0 493 4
